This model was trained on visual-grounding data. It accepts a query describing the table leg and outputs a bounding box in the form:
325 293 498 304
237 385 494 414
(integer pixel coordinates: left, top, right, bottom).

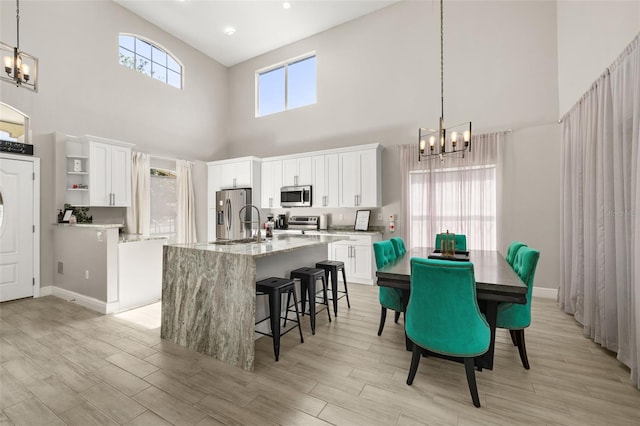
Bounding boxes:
401 289 411 351
479 300 498 370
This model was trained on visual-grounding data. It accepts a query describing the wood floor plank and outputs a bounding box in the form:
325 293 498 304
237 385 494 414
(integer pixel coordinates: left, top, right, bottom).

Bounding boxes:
1 288 639 425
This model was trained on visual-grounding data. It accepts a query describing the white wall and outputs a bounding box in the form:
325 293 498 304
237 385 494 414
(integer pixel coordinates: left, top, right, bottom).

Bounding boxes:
557 0 640 116
227 1 561 288
1 0 226 286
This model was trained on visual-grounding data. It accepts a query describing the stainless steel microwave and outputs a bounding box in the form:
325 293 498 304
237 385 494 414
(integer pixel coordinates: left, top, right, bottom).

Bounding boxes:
280 185 312 207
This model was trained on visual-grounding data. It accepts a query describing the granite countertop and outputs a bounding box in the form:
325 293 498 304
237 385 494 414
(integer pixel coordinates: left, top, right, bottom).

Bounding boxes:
273 227 384 236
118 234 169 243
53 223 124 229
169 233 347 258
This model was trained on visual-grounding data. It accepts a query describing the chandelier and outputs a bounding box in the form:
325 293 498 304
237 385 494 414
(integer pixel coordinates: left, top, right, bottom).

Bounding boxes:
418 0 470 161
1 0 38 92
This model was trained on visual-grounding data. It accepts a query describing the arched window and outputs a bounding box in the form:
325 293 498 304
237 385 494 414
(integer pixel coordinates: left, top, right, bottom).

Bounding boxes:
119 34 182 89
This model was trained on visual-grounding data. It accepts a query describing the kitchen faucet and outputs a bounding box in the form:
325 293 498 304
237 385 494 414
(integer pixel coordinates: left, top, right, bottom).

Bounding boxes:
238 204 262 243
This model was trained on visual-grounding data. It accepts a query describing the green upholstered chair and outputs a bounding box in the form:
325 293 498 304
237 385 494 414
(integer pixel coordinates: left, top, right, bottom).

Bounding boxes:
505 241 527 267
373 240 404 336
390 237 406 257
496 246 540 369
406 258 489 408
434 233 467 251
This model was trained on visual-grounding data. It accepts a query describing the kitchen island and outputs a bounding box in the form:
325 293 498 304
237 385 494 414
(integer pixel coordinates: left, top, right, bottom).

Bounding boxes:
161 234 346 371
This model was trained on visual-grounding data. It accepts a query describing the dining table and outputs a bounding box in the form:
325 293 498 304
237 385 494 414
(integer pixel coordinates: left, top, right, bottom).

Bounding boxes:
375 247 527 370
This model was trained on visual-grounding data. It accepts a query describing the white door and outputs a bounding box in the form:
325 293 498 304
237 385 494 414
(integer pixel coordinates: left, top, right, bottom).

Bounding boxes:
0 158 34 301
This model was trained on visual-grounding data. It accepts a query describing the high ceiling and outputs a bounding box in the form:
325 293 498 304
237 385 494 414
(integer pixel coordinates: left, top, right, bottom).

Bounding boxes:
114 0 399 67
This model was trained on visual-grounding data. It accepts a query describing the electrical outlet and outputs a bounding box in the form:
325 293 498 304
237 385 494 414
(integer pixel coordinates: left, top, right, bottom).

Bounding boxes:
96 231 103 242
377 213 383 221
85 270 89 280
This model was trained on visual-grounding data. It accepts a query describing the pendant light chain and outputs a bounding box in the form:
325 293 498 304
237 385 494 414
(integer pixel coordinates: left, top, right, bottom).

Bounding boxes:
440 0 444 121
16 0 20 49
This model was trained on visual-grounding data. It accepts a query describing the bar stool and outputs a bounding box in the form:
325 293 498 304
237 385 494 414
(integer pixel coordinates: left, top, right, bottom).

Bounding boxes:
315 260 351 316
255 277 304 361
290 267 332 335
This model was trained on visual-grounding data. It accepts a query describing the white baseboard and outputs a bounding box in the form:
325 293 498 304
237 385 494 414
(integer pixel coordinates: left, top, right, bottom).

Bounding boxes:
533 286 557 299
38 286 119 315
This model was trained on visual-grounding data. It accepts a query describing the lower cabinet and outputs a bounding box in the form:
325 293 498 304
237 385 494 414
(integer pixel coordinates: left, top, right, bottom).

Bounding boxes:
329 233 381 285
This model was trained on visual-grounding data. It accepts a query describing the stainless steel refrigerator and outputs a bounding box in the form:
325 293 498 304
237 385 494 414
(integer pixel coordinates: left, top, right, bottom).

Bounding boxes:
215 188 252 241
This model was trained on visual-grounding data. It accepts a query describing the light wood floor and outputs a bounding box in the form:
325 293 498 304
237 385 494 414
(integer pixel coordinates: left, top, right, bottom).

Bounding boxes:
1 284 639 425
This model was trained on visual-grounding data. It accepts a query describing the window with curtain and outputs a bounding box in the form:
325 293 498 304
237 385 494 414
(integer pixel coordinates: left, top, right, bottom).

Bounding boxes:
400 133 503 251
150 167 177 242
409 165 497 250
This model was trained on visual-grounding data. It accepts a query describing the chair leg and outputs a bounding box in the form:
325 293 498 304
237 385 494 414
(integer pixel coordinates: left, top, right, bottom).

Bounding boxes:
320 275 331 323
377 307 387 336
268 291 281 362
464 357 481 408
515 329 530 369
394 310 401 323
406 342 422 385
290 287 304 344
340 267 351 309
283 291 292 328
509 329 518 346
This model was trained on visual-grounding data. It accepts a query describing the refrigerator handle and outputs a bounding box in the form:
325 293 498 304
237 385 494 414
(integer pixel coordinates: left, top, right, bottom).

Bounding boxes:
226 199 232 232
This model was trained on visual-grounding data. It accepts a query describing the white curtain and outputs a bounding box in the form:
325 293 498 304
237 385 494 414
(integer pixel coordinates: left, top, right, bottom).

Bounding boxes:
399 132 504 251
125 152 150 236
176 159 197 244
560 33 640 388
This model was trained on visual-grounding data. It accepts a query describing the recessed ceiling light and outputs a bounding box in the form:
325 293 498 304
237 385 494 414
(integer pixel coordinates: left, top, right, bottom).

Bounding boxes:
224 27 236 36
283 2 291 9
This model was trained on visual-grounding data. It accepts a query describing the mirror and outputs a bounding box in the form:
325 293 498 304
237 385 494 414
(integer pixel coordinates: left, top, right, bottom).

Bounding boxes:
0 102 30 144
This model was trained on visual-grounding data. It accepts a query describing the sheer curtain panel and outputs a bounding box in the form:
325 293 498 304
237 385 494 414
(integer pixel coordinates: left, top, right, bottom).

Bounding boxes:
560 33 640 388
176 159 197 244
125 152 150 236
400 132 504 251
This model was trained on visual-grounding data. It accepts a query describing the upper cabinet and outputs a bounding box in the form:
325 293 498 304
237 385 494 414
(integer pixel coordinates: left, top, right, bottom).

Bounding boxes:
312 154 339 208
207 157 261 193
64 135 133 207
282 156 312 187
261 159 282 209
338 146 381 208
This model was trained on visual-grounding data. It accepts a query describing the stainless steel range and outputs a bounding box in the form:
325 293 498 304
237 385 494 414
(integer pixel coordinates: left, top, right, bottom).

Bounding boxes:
287 216 319 230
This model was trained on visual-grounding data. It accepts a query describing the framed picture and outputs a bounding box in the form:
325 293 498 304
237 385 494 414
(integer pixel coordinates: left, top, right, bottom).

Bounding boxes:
62 209 73 223
354 210 371 231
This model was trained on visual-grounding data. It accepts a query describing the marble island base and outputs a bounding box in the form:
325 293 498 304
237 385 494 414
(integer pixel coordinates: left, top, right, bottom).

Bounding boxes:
161 236 342 371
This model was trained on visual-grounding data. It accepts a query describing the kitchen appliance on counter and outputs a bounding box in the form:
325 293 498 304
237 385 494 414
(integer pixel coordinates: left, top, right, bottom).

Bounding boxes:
280 185 312 207
288 216 319 231
275 214 288 230
319 214 328 230
216 188 252 240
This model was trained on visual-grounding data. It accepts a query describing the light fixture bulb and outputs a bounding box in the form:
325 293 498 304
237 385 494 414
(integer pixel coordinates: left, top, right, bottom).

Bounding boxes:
419 139 426 152
451 131 457 142
22 63 29 78
429 136 435 147
3 56 12 69
463 130 470 142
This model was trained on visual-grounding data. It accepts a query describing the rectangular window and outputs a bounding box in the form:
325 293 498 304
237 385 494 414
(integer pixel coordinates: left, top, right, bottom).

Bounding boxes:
150 168 177 243
257 54 316 117
409 165 496 250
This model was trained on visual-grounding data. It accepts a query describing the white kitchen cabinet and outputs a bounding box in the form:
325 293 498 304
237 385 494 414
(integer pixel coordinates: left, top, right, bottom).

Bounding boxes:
261 159 282 208
312 154 339 208
282 156 312 186
64 135 133 207
89 141 132 207
338 147 381 208
329 233 381 285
